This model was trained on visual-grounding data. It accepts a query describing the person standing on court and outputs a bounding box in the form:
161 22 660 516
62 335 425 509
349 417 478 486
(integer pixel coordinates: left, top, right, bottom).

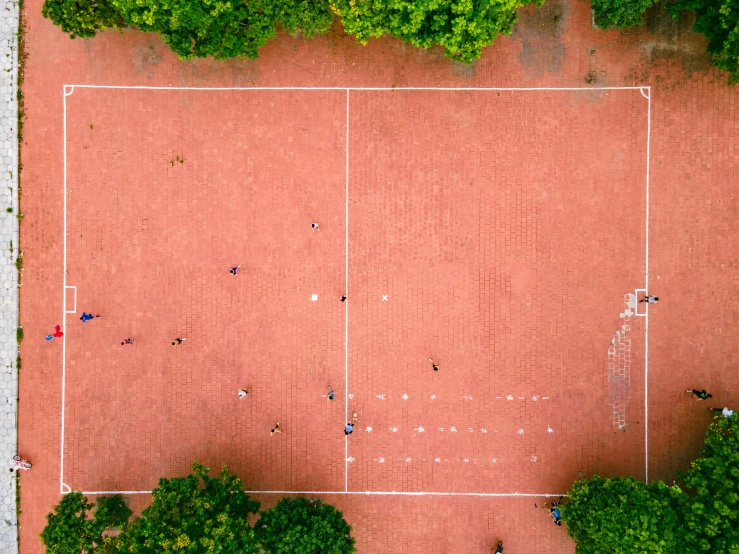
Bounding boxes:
344 422 354 435
46 325 64 341
686 389 712 400
79 312 100 322
711 407 735 418
639 295 659 304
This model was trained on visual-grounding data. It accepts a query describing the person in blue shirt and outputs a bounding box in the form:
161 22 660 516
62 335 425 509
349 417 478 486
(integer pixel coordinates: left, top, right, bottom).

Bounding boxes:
79 312 100 322
344 423 354 435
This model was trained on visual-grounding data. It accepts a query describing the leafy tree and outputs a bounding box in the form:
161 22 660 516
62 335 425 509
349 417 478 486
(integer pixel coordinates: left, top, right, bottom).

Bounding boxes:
111 0 331 60
41 0 124 39
40 492 131 554
108 462 261 554
562 476 688 553
255 497 356 554
678 412 739 552
590 0 655 28
330 0 542 63
43 0 332 60
93 495 133 531
671 0 739 84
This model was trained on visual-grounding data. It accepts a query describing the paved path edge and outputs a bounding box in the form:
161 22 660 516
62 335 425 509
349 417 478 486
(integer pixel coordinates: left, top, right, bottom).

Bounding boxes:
1 0 21 552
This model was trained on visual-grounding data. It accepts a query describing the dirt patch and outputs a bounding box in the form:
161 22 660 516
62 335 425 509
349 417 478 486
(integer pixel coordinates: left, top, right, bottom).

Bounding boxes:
567 88 607 107
132 42 162 78
451 60 476 78
640 4 711 79
513 0 567 79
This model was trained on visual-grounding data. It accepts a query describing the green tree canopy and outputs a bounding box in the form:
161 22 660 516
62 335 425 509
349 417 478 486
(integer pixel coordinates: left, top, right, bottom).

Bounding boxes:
40 493 132 554
679 412 739 552
590 0 655 28
41 0 124 39
255 497 356 554
330 0 541 63
671 0 739 84
108 462 261 554
42 0 333 59
562 476 688 553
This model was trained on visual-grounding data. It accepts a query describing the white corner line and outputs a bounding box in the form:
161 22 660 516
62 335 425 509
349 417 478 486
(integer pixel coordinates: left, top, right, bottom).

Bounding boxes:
60 88 68 495
63 84 648 92
644 86 652 484
61 483 72 494
344 88 350 493
64 85 75 96
76 489 567 498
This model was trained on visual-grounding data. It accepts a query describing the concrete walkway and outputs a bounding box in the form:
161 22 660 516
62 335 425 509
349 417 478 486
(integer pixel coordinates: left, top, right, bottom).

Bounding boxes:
0 0 20 551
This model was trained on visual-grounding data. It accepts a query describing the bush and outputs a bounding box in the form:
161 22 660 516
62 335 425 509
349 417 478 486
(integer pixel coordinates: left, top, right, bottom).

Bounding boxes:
255 497 356 554
562 476 688 553
43 0 332 60
113 0 331 60
92 496 132 531
107 462 261 554
40 492 131 554
330 0 542 63
41 0 124 39
678 412 739 552
591 0 656 28
671 0 739 84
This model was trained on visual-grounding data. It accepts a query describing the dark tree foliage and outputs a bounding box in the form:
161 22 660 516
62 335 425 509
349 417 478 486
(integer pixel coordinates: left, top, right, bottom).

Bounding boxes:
43 0 332 59
678 412 739 552
93 495 132 531
108 462 261 554
562 476 688 553
113 0 332 60
591 0 656 28
41 0 124 39
40 493 131 554
671 0 739 84
255 497 356 554
330 0 542 63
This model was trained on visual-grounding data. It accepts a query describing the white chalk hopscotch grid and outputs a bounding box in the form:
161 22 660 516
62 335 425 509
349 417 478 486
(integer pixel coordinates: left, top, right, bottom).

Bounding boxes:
60 85 651 497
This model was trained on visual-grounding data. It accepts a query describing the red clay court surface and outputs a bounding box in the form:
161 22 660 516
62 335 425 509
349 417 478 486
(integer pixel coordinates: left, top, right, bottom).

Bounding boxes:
60 85 647 497
18 0 739 552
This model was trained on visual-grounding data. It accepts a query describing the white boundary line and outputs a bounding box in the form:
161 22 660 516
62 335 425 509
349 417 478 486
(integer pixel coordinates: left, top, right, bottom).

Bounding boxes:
59 84 651 496
60 85 73 495
78 489 567 498
64 85 646 91
642 87 651 484
344 89 349 492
